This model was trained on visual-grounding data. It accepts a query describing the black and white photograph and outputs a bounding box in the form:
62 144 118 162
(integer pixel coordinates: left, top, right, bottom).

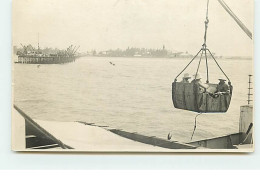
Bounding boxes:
12 0 254 152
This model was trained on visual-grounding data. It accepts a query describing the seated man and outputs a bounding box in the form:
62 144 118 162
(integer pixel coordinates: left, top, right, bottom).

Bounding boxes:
216 78 230 95
181 73 191 83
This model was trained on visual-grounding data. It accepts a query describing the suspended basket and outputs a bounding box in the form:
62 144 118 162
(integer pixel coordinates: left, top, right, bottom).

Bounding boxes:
172 82 232 113
172 0 233 113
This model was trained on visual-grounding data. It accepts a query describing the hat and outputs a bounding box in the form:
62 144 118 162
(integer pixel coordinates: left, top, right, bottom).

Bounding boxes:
194 73 202 80
218 78 226 81
183 73 191 79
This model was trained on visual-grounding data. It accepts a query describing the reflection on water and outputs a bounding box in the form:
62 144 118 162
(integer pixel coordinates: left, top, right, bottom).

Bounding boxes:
14 57 253 142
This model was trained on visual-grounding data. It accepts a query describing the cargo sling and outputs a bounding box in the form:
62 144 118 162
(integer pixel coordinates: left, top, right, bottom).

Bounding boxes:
172 0 232 113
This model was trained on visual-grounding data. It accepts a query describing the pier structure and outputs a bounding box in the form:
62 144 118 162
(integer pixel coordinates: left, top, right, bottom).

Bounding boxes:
17 55 76 64
16 44 80 64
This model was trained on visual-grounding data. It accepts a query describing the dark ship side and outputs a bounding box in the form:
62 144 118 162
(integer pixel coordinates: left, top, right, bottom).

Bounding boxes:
15 44 80 64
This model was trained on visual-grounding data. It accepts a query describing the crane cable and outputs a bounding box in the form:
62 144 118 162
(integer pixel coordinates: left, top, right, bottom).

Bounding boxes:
203 0 210 46
174 0 231 84
196 0 210 83
194 0 231 84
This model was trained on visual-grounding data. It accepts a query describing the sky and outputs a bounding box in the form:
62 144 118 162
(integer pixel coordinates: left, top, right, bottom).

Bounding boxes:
12 0 253 56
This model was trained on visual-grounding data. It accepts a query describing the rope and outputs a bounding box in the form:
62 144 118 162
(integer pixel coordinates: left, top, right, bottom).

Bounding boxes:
205 49 209 83
195 50 204 79
191 113 202 140
174 0 231 84
206 0 209 19
175 49 202 81
204 0 210 45
203 0 209 83
207 49 231 82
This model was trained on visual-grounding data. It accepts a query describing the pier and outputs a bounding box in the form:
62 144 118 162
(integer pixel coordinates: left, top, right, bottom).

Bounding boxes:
15 44 80 64
16 55 76 64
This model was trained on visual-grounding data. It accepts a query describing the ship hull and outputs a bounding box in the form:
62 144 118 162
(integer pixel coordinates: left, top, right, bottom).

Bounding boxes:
16 56 77 64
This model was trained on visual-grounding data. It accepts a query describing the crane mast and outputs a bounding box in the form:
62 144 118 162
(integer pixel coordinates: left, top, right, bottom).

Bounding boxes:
217 0 252 39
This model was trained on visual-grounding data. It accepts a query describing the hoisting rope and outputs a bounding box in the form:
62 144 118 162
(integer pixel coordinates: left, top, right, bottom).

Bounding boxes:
191 113 202 140
174 49 202 81
207 49 231 83
174 0 231 84
203 0 209 47
203 0 209 83
205 49 209 83
217 0 252 39
195 50 204 79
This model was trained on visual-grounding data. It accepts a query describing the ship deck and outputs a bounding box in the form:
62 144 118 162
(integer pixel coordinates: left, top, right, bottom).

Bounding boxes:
12 105 253 152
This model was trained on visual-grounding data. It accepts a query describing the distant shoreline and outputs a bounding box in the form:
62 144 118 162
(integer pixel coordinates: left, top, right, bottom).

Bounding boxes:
78 55 253 60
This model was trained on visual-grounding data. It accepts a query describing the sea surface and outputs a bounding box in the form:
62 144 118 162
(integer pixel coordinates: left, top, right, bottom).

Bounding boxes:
13 57 253 142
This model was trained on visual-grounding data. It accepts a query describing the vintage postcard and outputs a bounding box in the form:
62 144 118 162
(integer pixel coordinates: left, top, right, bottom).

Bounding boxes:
12 0 254 152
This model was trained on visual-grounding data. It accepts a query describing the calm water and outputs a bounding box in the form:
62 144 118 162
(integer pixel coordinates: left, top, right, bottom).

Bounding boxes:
14 57 253 142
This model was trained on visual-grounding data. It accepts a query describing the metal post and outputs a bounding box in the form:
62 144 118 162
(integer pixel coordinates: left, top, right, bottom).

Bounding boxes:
247 75 253 105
